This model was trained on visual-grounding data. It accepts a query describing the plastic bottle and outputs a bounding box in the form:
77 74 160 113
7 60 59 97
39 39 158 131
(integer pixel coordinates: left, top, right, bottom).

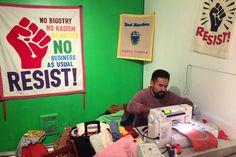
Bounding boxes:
192 105 200 121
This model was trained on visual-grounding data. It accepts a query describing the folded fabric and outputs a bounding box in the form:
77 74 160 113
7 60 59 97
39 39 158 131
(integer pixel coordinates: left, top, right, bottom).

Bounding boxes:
90 129 113 152
119 126 129 136
109 121 121 142
96 110 124 125
16 130 46 157
24 130 46 140
21 143 48 157
108 104 123 114
218 130 229 140
93 136 137 157
124 126 139 138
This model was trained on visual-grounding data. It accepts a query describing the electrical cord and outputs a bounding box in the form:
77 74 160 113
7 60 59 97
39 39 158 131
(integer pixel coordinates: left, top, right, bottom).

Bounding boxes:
135 127 160 140
183 64 192 96
183 64 236 96
161 148 168 154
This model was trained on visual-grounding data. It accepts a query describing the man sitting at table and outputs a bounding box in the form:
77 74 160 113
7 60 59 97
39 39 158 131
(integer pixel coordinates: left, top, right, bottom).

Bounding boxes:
127 69 193 127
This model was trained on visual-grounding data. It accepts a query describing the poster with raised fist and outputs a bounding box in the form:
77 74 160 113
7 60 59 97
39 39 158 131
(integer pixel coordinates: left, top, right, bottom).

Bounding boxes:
0 3 85 100
193 0 236 59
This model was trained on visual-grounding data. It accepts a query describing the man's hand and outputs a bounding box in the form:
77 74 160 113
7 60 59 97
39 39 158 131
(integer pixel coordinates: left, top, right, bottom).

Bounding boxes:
209 3 226 32
140 105 151 113
6 17 51 69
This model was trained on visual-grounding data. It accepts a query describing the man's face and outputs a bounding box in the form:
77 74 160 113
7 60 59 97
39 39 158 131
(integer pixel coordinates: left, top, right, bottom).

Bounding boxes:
150 77 169 99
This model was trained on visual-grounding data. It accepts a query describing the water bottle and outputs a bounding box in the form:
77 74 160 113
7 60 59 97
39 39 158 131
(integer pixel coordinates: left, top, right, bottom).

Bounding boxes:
192 105 200 121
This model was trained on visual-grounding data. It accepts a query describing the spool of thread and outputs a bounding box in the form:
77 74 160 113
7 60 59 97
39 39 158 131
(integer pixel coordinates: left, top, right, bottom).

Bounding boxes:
167 145 175 157
175 144 181 154
162 109 171 115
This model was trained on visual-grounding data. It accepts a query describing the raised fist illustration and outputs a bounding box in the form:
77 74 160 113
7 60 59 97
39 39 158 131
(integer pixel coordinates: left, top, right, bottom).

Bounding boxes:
209 3 226 32
6 17 51 69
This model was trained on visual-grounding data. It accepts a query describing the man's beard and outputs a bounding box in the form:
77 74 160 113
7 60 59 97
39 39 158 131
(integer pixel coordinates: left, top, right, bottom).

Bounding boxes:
154 91 166 99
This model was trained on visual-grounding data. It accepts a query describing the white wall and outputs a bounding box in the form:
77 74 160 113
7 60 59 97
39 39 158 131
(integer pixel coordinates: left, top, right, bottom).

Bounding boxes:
144 0 236 138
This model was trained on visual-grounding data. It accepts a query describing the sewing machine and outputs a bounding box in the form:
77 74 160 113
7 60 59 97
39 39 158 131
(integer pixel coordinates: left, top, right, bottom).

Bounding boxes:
147 104 192 148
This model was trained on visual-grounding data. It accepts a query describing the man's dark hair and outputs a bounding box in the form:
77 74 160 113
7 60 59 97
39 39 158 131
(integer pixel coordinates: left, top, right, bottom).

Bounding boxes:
151 69 170 81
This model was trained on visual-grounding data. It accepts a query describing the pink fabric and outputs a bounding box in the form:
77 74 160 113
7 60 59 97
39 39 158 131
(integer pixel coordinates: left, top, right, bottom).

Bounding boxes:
218 130 229 140
94 136 136 157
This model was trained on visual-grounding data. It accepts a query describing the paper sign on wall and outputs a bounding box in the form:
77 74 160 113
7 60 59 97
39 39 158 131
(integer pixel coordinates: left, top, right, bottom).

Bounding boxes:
117 14 155 61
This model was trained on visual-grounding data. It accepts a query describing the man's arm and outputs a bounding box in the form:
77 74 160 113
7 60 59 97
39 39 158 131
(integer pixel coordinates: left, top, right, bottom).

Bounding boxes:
139 105 151 113
127 91 151 114
167 91 193 107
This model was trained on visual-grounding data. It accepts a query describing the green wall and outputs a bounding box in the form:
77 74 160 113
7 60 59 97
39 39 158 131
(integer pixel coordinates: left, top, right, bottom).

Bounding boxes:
0 0 144 152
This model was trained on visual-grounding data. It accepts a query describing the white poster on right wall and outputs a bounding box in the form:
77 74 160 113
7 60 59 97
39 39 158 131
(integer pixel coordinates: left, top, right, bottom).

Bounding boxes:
192 0 236 59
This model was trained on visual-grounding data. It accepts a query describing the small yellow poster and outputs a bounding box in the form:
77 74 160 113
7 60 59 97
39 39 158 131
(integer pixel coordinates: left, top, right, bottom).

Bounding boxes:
117 14 155 61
